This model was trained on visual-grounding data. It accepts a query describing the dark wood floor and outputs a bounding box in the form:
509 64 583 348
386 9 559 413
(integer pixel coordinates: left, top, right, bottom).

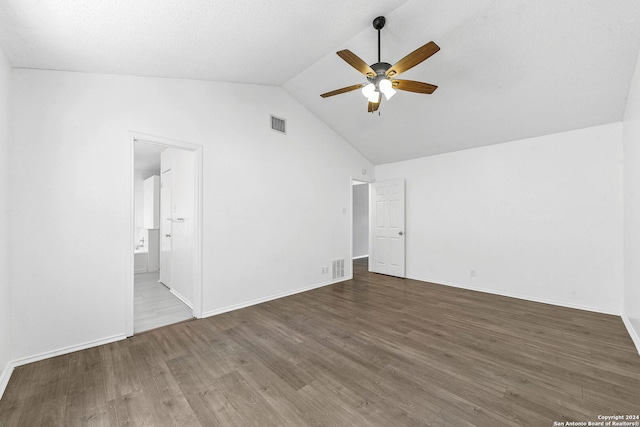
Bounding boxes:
1 258 639 426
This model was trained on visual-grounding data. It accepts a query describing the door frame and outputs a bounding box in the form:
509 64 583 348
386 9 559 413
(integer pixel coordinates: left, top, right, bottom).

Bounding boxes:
127 131 204 337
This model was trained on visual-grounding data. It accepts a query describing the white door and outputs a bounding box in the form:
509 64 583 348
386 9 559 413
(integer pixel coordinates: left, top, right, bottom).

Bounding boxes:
159 169 172 286
369 179 405 277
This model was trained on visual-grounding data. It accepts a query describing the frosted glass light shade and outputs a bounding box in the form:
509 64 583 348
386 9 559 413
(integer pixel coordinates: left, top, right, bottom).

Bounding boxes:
379 79 396 100
361 83 376 98
367 91 381 103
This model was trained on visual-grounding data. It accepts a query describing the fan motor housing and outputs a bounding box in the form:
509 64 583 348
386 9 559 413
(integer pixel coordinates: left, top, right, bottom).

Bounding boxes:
367 62 392 85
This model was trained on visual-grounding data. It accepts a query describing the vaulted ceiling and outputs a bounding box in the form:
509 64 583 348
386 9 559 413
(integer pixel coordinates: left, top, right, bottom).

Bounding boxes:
1 0 639 164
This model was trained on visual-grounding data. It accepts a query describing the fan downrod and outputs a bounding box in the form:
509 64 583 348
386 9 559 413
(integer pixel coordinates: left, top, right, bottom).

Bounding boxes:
373 16 385 63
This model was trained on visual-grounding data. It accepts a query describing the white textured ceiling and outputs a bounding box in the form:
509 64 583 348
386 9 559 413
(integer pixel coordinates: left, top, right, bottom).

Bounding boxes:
285 0 640 163
0 0 408 85
1 0 640 164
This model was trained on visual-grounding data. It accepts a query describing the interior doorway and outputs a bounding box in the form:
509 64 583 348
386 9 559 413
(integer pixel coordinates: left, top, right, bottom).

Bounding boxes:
129 133 203 336
352 179 370 274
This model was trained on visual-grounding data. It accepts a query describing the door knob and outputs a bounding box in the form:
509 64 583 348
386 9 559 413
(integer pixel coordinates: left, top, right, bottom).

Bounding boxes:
165 234 171 238
399 231 404 236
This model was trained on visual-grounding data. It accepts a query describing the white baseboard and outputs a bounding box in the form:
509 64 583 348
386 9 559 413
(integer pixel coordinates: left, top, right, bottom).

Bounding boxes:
170 288 194 310
407 274 621 316
202 276 352 319
352 254 369 260
0 360 13 401
10 333 128 368
0 333 127 400
622 315 640 356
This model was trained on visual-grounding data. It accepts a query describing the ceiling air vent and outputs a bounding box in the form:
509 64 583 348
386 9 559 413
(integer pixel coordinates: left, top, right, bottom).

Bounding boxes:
271 115 286 134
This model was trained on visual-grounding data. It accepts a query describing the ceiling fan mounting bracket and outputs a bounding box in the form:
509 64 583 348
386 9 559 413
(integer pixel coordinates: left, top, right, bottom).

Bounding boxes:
372 16 386 31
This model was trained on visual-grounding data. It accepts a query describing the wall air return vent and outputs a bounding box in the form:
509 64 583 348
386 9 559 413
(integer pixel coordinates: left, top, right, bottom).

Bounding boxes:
270 115 286 134
332 258 345 280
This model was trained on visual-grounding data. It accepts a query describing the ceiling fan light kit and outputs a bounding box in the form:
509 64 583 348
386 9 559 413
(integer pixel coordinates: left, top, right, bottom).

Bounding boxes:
320 15 440 113
378 79 396 99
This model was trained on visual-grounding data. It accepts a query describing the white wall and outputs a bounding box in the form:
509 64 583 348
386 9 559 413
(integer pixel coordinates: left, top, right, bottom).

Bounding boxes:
352 183 369 258
0 45 11 395
376 123 623 314
7 69 373 363
623 48 640 351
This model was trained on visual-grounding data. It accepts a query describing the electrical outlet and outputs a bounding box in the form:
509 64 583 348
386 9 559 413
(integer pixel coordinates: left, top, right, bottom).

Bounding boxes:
470 269 476 277
322 266 328 274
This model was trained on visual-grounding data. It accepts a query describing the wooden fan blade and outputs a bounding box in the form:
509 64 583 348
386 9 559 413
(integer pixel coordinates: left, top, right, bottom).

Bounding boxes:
367 100 380 113
337 50 377 78
320 84 364 98
386 41 440 78
392 79 438 94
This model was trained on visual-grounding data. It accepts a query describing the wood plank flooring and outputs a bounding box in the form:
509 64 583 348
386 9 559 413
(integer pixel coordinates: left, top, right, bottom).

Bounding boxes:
134 272 193 333
1 258 639 426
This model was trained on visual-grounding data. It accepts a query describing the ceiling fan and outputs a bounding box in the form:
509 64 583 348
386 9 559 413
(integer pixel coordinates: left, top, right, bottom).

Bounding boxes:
320 16 440 113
